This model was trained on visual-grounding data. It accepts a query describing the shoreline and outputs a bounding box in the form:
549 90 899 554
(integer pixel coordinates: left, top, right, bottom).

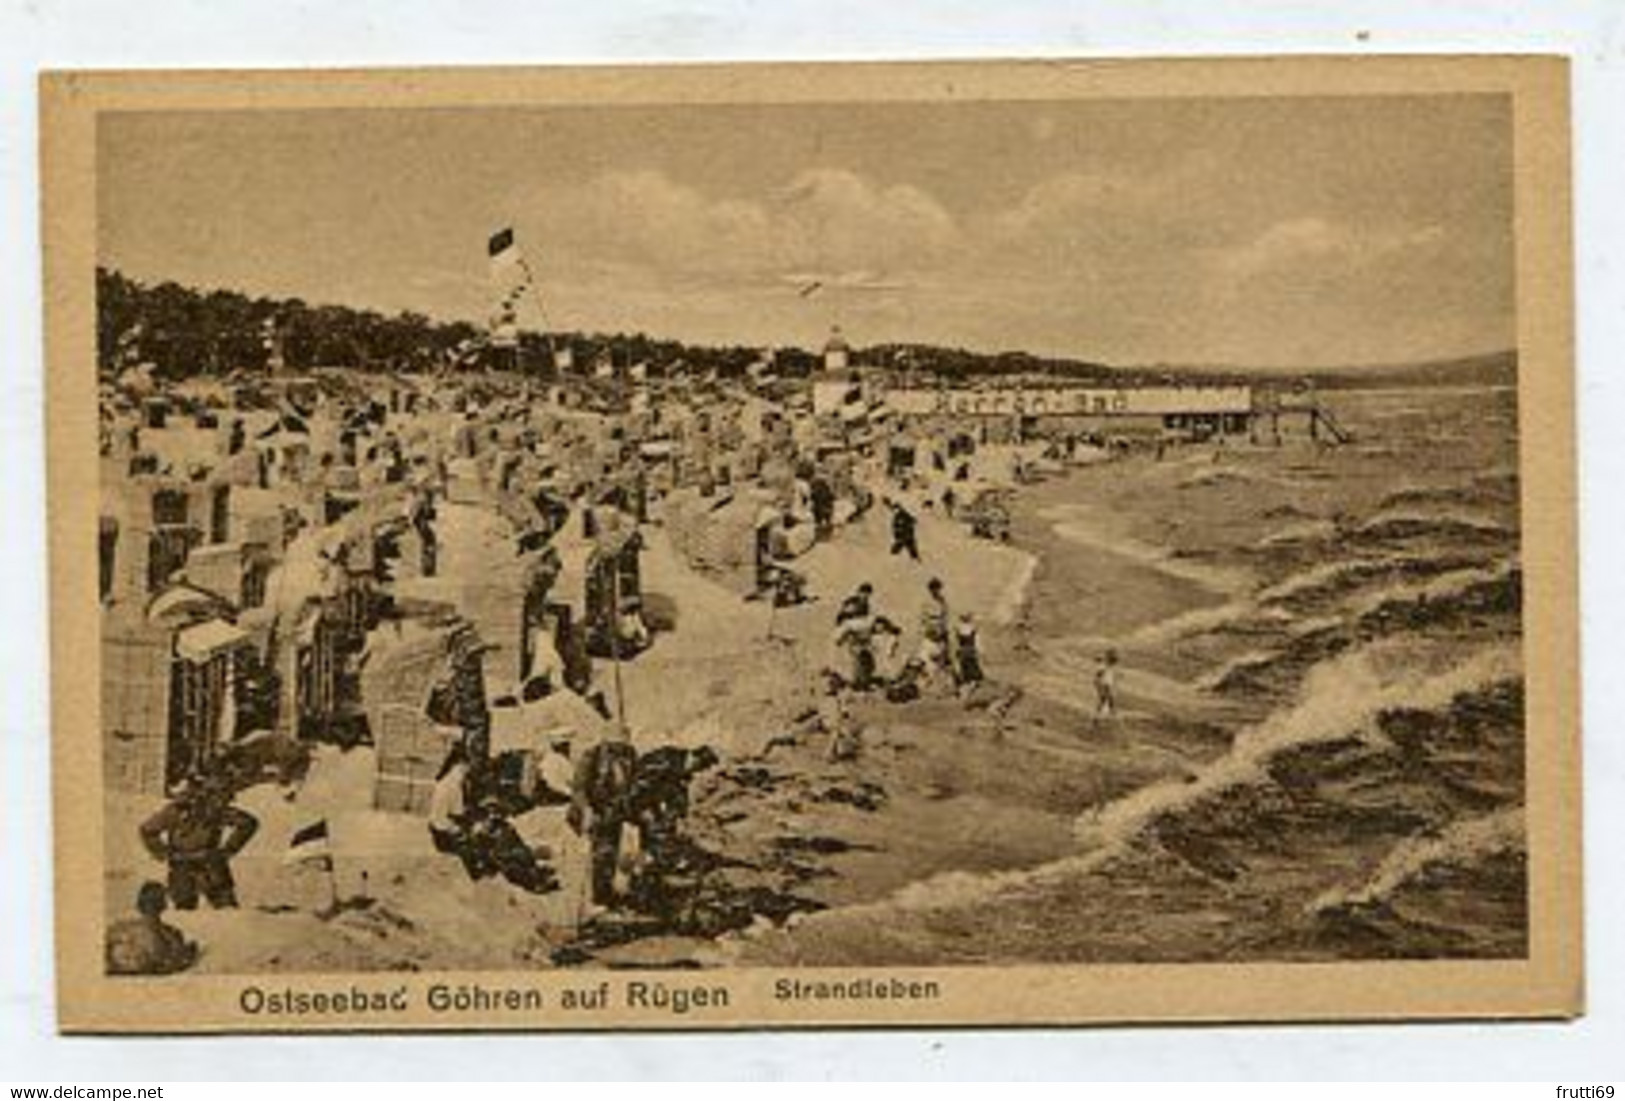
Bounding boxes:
109 389 1530 971
704 457 1247 966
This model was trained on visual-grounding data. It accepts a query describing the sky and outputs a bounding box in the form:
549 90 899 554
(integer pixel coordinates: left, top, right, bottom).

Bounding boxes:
98 94 1515 369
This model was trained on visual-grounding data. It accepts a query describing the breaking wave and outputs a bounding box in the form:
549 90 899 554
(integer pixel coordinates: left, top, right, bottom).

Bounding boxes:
1343 562 1519 618
1309 807 1525 914
838 642 1521 919
1043 506 1250 596
1353 510 1512 547
1072 643 1521 855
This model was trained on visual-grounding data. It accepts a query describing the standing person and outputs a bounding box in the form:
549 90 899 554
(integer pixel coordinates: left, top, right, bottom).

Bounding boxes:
569 725 639 911
752 504 779 596
834 610 901 692
823 682 863 762
954 613 984 696
138 773 259 911
918 577 954 686
889 497 921 560
105 881 198 976
833 614 876 691
809 473 836 541
1094 649 1121 725
411 488 439 576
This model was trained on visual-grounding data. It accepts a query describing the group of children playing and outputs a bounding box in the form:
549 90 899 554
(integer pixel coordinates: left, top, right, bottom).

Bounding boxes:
829 575 1122 725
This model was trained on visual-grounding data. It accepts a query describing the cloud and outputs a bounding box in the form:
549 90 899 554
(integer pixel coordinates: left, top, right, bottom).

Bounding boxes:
991 170 1145 239
519 167 961 286
773 168 961 270
506 162 1499 367
1218 217 1447 280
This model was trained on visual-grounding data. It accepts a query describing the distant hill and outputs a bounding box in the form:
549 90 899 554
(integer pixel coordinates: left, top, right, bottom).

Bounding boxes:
1297 350 1518 391
1121 350 1518 390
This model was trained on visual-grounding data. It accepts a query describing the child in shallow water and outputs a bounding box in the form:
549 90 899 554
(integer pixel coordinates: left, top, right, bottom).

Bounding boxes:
1094 648 1120 724
954 613 983 697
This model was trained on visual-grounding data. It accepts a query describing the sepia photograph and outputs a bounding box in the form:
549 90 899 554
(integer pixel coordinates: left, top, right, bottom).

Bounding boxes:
41 56 1580 1032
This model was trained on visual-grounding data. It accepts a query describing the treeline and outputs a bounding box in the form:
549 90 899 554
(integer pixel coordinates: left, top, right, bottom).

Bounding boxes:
867 342 1123 384
96 268 835 381
97 268 483 377
97 268 1151 384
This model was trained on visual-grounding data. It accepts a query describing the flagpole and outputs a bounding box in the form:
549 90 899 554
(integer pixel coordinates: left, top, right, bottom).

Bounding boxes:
516 254 560 376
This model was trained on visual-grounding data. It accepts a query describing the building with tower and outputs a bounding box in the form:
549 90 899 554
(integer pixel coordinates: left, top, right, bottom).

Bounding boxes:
822 326 851 373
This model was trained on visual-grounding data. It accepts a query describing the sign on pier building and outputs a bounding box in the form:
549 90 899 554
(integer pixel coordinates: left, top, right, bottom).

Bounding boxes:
883 383 1254 422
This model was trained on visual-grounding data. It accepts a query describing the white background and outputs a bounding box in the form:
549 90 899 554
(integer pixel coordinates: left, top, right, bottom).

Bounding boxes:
2 0 1622 1081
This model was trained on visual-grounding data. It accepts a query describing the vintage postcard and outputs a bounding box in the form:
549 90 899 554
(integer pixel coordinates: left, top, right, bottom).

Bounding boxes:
42 56 1581 1032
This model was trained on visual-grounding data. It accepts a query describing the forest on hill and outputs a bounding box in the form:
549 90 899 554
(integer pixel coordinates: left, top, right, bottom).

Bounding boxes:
95 269 1129 384
98 268 1512 391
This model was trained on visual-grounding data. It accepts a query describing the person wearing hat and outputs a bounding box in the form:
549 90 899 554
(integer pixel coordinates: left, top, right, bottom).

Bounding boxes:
138 771 259 911
105 881 197 976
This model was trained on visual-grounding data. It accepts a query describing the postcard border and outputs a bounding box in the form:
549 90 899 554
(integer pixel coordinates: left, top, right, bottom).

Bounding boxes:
42 55 1581 1033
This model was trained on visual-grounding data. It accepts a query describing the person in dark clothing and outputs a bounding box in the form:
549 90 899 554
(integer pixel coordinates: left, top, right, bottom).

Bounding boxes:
458 798 560 895
889 498 920 560
138 775 259 910
626 745 720 881
569 727 639 909
752 507 778 596
105 881 197 976
809 474 836 541
836 582 873 626
411 490 439 576
98 514 119 603
435 628 493 762
954 613 984 696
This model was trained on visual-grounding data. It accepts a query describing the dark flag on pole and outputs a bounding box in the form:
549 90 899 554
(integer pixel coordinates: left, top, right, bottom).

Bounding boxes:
488 227 530 345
